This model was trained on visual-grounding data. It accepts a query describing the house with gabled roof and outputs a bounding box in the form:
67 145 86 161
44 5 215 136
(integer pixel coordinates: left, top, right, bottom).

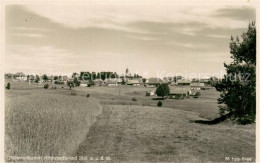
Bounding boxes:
177 79 191 86
169 87 191 99
191 82 205 90
105 79 118 86
127 79 141 86
146 78 162 87
80 80 90 87
93 79 104 86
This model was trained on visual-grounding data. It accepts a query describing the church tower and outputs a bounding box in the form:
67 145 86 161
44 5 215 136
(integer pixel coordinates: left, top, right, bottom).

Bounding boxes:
126 67 129 76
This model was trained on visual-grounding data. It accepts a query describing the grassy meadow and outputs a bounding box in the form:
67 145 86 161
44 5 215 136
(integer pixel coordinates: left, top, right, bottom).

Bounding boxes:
4 79 256 162
5 80 102 158
77 105 255 162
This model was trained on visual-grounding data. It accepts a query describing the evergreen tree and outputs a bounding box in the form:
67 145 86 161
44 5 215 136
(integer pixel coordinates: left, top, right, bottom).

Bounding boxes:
215 22 256 124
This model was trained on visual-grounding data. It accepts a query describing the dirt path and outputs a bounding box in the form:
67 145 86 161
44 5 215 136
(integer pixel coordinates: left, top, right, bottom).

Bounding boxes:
75 105 255 162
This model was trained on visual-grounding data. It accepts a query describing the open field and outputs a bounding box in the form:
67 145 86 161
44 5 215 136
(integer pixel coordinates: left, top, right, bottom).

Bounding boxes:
76 105 255 162
4 80 256 162
72 85 220 120
5 79 220 120
5 81 102 158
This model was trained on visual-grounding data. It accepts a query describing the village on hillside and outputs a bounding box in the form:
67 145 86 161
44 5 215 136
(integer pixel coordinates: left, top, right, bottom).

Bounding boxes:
5 68 221 99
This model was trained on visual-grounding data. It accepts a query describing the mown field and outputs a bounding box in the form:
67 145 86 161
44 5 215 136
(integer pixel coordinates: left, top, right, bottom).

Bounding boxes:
76 105 255 162
4 79 256 162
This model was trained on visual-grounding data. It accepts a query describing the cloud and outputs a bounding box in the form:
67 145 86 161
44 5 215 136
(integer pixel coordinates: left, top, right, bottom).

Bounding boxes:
214 7 256 21
5 2 256 76
11 27 51 31
11 33 44 37
167 42 212 49
5 45 75 73
23 0 256 30
205 34 230 39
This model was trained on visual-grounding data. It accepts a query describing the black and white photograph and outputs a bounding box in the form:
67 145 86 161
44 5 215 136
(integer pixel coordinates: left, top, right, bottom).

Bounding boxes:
1 0 258 162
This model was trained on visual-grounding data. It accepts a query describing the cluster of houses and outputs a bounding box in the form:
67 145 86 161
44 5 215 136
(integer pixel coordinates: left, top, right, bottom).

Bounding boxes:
144 78 208 99
5 70 220 100
5 71 216 92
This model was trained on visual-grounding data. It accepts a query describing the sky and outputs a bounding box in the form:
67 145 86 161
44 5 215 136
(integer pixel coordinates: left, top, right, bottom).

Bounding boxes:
5 0 256 78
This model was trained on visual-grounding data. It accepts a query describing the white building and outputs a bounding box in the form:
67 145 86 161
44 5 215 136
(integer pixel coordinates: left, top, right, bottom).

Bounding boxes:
191 82 205 90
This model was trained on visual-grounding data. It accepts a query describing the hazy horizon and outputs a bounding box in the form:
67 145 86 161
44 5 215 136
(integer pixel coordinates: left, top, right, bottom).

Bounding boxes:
5 0 256 78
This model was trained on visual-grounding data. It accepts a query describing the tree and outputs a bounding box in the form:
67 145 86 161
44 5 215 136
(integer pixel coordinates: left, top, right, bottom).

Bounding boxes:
155 83 170 99
157 101 163 107
215 21 256 124
43 74 48 81
44 84 49 89
6 83 10 89
72 72 78 78
67 81 74 90
209 76 220 87
35 75 40 83
73 77 80 87
121 78 126 85
54 76 59 80
92 72 97 80
88 80 95 87
142 78 147 84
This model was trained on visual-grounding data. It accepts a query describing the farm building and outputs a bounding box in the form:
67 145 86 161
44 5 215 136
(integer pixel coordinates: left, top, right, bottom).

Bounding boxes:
45 76 52 82
16 76 27 81
93 79 104 86
61 76 68 81
5 73 12 79
163 77 175 84
116 78 123 84
28 75 35 81
199 78 210 84
192 78 200 82
146 90 155 96
105 79 118 86
169 87 191 99
177 79 191 86
80 80 90 87
191 82 205 90
65 78 74 84
127 79 141 86
146 78 162 87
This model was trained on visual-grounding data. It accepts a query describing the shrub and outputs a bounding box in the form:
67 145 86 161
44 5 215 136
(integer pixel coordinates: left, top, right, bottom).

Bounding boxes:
61 86 64 88
90 80 95 87
67 81 74 90
157 101 163 107
195 92 201 96
54 81 64 84
86 94 90 98
43 84 49 89
71 92 77 96
132 97 137 101
6 83 10 90
193 92 201 98
175 94 182 99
